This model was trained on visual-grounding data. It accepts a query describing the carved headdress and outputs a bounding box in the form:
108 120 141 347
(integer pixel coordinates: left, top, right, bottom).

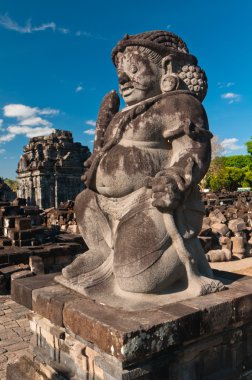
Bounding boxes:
112 30 196 63
112 30 207 101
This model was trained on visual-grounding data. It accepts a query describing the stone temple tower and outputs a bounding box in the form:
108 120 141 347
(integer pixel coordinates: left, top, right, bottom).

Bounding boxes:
16 130 90 209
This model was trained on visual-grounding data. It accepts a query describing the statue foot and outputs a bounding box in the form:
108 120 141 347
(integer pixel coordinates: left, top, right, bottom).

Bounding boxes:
187 275 226 297
62 250 113 288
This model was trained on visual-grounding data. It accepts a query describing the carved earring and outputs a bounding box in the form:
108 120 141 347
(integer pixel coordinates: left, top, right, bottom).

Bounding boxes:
160 74 179 93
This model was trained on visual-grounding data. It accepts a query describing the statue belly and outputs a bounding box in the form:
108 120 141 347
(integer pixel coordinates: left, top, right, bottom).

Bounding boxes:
95 143 168 197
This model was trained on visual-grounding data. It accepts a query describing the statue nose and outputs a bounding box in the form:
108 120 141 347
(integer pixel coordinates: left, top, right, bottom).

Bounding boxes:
119 72 130 85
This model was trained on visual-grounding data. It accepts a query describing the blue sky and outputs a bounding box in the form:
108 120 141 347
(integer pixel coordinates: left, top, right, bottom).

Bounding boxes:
0 0 251 178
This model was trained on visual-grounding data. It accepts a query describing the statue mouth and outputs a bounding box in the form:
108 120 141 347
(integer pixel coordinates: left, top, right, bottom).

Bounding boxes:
121 84 134 96
120 81 148 97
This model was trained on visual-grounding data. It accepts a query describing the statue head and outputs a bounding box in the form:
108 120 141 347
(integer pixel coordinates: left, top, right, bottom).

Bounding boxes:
112 31 207 106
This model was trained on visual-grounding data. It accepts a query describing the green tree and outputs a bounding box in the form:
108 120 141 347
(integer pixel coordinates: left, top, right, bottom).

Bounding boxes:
4 178 18 192
209 166 245 191
219 155 252 169
245 136 252 155
200 135 226 190
242 169 252 187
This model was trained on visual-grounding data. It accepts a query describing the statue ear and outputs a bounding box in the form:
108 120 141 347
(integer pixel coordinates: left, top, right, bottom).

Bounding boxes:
161 55 173 75
160 55 179 93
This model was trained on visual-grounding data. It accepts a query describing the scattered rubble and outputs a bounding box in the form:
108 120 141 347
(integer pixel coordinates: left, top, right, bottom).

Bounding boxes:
200 191 252 262
0 198 86 294
43 200 79 234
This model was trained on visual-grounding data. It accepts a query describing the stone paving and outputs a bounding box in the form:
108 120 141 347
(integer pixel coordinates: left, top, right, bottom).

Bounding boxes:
0 295 31 380
210 256 252 276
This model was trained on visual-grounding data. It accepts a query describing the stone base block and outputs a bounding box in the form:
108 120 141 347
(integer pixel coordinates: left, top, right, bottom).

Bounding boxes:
7 270 252 379
7 355 66 380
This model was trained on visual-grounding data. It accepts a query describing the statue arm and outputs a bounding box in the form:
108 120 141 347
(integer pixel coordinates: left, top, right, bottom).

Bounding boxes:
149 97 212 211
93 90 120 154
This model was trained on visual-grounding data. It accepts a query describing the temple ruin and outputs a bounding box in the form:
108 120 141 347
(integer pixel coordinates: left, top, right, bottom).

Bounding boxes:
16 129 90 209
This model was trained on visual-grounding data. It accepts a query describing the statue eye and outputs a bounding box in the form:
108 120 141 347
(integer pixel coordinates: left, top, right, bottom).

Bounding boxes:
130 65 138 74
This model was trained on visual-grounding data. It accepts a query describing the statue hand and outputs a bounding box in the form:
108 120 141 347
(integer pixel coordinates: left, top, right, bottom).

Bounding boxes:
84 156 93 169
146 173 181 211
82 154 96 186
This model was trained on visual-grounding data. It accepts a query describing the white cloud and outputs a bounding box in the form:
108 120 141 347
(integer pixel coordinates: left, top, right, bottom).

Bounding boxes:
19 117 52 127
3 104 59 119
84 129 95 135
0 14 56 34
38 108 59 116
85 120 96 127
0 14 104 39
218 82 235 89
58 27 69 34
7 125 54 138
0 103 59 144
4 104 36 119
24 127 54 138
0 133 15 143
0 148 5 154
220 138 244 154
75 30 107 40
221 93 241 104
75 85 83 93
30 22 56 32
0 14 70 36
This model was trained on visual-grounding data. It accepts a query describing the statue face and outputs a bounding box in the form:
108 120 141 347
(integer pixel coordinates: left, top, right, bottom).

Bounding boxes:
116 47 162 106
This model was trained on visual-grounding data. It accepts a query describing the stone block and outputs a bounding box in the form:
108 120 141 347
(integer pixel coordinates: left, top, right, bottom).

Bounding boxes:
0 238 11 246
32 285 76 326
1 206 22 217
211 222 229 236
12 198 26 207
29 256 44 274
9 270 252 379
67 225 80 234
15 218 31 230
3 217 16 228
11 270 33 281
6 229 26 240
228 218 247 233
11 273 58 309
13 239 32 247
231 236 246 259
54 255 72 266
0 264 29 275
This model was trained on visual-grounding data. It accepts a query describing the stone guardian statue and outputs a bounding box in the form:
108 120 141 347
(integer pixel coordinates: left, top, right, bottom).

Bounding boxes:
58 30 225 297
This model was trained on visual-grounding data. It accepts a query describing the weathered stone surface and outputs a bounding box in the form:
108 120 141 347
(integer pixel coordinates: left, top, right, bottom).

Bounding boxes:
8 271 252 379
0 193 85 287
59 30 224 299
211 222 229 236
200 191 252 262
11 273 58 309
16 129 90 209
29 256 44 274
229 218 247 233
32 285 77 326
0 296 31 380
10 271 252 364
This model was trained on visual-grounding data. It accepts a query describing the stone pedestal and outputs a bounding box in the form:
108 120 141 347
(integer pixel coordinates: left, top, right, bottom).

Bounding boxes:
7 271 252 380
